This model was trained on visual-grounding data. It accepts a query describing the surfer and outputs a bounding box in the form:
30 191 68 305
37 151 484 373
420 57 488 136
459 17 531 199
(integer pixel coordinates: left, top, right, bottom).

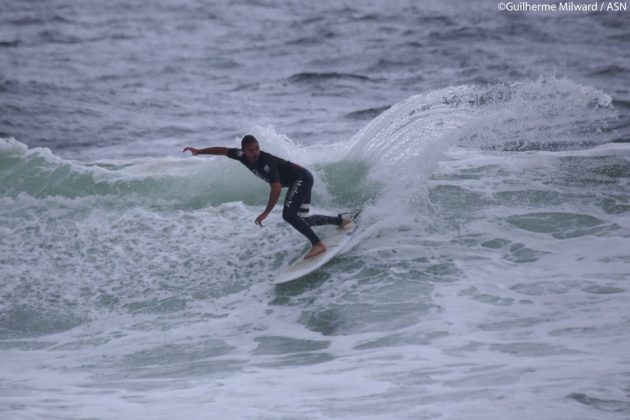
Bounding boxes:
183 135 352 259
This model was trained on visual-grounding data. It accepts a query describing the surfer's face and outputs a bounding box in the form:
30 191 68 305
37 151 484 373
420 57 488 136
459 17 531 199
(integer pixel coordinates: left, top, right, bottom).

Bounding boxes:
244 141 260 163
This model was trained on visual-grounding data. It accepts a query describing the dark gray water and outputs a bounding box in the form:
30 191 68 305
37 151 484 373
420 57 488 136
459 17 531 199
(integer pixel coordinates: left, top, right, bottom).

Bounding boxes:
3 0 629 158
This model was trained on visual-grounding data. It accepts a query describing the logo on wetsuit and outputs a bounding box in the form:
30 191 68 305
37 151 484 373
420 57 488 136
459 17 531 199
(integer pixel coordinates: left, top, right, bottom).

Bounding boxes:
285 179 302 208
251 164 271 183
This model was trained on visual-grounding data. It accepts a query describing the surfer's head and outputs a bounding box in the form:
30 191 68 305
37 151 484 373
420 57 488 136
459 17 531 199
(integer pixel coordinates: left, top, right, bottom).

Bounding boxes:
241 134 260 164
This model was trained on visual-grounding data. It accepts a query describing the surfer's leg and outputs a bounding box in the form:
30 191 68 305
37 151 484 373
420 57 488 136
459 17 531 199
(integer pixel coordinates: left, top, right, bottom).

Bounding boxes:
282 175 321 245
305 213 352 231
299 186 344 227
303 214 342 226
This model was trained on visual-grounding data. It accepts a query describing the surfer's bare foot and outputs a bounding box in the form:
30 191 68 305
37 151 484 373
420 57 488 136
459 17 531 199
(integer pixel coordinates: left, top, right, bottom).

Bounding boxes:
338 216 353 229
304 242 326 259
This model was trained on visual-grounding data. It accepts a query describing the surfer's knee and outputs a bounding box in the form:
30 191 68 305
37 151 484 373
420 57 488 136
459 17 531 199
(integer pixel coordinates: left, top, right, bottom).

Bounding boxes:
282 208 296 223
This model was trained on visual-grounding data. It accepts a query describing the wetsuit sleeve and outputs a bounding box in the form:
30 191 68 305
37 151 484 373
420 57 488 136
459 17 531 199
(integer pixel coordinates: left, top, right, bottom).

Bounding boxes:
226 148 244 161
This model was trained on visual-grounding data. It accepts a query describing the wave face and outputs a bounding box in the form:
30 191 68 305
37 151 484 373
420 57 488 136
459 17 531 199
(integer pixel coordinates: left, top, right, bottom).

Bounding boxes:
2 79 630 419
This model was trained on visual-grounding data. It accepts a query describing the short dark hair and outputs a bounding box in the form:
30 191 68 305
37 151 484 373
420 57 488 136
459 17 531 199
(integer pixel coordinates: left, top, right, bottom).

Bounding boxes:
241 135 258 149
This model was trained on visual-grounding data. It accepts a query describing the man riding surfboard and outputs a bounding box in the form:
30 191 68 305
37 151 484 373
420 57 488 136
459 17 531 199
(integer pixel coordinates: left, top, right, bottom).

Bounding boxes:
183 135 352 259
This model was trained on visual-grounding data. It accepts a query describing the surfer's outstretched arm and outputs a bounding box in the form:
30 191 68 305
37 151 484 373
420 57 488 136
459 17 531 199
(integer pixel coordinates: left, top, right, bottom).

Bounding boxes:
182 146 228 156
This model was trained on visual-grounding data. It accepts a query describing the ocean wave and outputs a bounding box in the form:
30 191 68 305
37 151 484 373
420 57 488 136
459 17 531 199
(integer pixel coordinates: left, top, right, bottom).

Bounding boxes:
0 78 618 206
348 77 616 169
0 131 365 209
0 138 265 206
287 72 373 83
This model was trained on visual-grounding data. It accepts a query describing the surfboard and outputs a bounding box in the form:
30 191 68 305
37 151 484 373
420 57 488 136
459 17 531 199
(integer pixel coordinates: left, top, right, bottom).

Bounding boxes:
274 221 357 285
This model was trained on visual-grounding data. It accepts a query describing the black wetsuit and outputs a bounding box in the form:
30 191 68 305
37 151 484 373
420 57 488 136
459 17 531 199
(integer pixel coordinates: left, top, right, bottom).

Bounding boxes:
227 148 341 244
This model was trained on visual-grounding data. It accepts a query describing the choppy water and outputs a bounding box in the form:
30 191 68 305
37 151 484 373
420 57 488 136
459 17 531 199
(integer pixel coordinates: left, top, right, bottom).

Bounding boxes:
2 1 630 419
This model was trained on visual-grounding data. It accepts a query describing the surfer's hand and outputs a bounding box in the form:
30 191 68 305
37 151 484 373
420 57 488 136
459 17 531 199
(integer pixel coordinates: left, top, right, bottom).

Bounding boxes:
183 147 198 155
255 211 269 227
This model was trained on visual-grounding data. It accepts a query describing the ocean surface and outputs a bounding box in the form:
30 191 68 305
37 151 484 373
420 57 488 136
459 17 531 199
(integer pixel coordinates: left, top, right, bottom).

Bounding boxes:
2 0 630 418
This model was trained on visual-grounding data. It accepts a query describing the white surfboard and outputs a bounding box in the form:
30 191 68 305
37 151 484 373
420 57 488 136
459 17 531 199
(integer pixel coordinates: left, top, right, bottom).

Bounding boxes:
274 221 357 285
